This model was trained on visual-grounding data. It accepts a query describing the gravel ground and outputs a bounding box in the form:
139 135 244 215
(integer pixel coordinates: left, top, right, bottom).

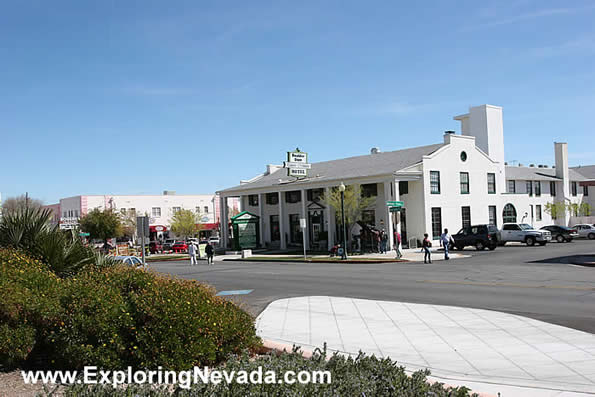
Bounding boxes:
0 371 64 397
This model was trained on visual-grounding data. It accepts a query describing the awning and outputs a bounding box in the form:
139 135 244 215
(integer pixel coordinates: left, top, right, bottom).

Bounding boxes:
199 223 219 230
149 225 167 232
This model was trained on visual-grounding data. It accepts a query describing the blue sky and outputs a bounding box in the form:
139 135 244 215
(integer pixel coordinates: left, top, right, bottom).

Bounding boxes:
1 0 594 204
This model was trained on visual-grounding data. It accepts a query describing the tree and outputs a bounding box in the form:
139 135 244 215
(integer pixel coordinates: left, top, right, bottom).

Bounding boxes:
544 202 567 220
170 209 203 239
1 194 43 215
322 185 376 250
78 208 123 243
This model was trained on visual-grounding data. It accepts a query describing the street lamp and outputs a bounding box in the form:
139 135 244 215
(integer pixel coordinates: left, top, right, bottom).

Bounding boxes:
339 182 347 260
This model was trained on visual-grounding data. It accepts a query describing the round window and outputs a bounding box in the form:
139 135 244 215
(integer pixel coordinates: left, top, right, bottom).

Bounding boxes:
460 151 467 162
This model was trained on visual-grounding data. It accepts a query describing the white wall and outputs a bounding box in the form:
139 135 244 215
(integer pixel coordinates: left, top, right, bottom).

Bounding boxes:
422 134 501 238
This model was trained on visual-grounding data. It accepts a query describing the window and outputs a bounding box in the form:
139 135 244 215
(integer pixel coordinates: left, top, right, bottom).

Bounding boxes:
460 151 467 162
270 215 280 241
63 211 67 218
172 207 181 214
285 191 301 203
195 207 201 213
550 181 556 197
536 205 542 221
307 189 323 201
487 173 496 194
248 195 259 206
508 180 516 193
535 181 541 197
431 208 442 239
502 203 517 223
430 171 440 194
571 181 577 196
362 210 375 226
152 207 161 217
204 206 209 213
526 181 533 196
502 224 520 231
74 210 79 218
399 181 409 195
361 183 377 197
128 208 136 216
460 172 470 194
266 193 279 205
461 206 471 228
488 205 497 227
120 208 126 214
584 185 589 196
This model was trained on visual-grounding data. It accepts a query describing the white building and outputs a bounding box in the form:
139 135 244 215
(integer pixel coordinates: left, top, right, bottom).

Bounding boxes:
50 191 239 239
218 104 591 250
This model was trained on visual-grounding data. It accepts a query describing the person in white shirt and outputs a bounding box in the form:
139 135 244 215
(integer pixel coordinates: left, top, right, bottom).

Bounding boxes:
440 228 452 260
188 242 197 265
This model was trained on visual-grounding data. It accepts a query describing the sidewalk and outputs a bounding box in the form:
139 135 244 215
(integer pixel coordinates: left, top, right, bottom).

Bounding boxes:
221 247 466 262
256 296 595 396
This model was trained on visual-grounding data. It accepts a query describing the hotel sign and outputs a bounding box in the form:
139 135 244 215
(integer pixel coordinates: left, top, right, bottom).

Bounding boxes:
285 149 310 178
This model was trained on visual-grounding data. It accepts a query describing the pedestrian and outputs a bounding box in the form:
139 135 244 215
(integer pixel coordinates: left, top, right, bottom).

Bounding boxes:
375 231 381 253
394 230 403 259
422 233 432 264
205 241 214 265
188 242 197 265
440 228 452 260
380 229 388 254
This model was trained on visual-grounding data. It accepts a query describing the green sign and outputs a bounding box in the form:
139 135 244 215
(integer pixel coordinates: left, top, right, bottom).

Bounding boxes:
230 211 260 250
389 207 402 212
79 232 90 237
386 201 404 207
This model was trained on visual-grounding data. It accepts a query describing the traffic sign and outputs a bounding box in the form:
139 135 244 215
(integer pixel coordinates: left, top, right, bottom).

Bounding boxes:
389 207 402 212
386 201 404 207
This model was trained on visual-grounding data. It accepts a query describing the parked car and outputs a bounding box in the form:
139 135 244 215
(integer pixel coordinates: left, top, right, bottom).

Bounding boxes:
162 239 175 252
452 224 501 251
540 225 578 243
500 223 551 246
114 255 144 267
149 241 163 254
208 236 220 245
573 224 595 240
172 241 188 253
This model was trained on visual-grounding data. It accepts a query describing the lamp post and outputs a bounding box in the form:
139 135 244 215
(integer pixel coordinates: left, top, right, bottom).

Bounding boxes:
339 182 347 260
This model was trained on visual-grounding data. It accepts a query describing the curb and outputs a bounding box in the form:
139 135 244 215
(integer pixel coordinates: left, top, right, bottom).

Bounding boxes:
223 258 409 264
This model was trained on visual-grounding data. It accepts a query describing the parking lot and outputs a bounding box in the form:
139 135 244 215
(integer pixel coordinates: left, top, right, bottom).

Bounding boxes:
149 239 595 333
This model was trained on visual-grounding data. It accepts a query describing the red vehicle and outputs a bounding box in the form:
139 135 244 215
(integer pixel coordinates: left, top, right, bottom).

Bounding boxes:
172 241 188 253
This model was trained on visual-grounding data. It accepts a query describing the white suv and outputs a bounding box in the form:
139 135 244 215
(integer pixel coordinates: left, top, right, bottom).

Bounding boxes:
573 224 595 240
500 223 551 246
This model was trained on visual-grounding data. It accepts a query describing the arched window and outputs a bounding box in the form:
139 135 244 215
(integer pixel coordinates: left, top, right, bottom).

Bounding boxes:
502 204 517 223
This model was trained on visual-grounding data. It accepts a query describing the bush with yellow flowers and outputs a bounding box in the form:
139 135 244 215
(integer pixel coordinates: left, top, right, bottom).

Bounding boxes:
0 248 261 370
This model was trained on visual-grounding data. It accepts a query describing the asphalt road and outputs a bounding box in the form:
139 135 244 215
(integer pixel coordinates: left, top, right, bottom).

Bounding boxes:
148 240 595 333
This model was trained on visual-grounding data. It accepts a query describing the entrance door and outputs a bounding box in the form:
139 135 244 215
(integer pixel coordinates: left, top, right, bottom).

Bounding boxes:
309 210 324 250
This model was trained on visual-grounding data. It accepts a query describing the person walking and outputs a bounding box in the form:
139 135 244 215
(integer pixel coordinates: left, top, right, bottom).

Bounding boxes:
205 241 214 265
394 230 403 259
380 229 388 254
440 228 452 260
188 242 197 265
422 233 432 264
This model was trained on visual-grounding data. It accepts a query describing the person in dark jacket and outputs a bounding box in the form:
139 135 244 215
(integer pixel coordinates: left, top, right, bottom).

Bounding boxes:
205 242 214 265
422 233 432 264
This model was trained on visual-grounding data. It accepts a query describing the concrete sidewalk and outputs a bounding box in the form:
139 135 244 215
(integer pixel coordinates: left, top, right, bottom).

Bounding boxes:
221 247 466 262
256 296 595 396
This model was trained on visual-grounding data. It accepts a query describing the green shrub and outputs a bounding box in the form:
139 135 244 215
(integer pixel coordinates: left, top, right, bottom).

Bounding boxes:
62 348 477 396
0 248 260 370
0 249 62 369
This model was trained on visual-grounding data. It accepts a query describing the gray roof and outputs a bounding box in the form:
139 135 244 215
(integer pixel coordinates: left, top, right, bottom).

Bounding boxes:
571 165 595 180
220 143 444 193
505 166 588 181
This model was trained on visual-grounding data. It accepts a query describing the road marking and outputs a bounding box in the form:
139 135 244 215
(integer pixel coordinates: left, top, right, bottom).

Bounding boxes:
216 289 254 296
417 280 594 291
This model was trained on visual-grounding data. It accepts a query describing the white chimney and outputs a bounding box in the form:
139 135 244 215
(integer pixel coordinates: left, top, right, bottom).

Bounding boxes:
266 164 283 175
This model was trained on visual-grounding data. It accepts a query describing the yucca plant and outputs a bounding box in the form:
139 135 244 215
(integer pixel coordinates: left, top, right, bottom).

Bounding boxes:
0 207 112 277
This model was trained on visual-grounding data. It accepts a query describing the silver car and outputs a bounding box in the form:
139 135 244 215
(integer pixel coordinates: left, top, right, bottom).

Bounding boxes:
573 224 595 240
